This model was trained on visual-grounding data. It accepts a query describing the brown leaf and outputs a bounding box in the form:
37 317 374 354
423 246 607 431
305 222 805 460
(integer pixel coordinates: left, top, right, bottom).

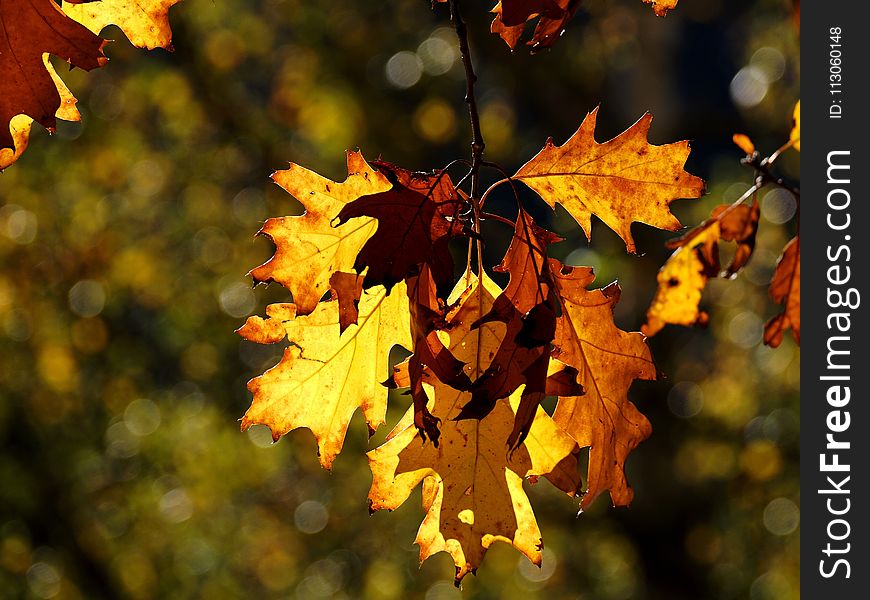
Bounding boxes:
405 265 472 445
764 236 800 347
550 262 657 509
237 284 412 469
456 210 562 449
251 151 391 316
336 162 467 297
329 271 363 334
713 199 760 277
1 56 80 170
0 0 107 153
490 0 581 51
514 107 705 252
368 270 580 584
642 221 720 337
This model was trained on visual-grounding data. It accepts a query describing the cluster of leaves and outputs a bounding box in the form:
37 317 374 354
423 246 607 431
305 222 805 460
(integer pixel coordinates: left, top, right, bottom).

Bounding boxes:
0 0 183 170
238 93 705 580
643 101 800 348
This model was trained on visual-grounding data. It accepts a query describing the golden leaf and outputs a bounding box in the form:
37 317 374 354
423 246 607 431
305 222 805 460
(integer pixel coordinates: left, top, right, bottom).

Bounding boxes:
237 283 412 469
514 107 704 252
368 271 580 583
63 0 183 50
642 222 720 337
549 263 657 509
790 100 801 152
251 151 392 316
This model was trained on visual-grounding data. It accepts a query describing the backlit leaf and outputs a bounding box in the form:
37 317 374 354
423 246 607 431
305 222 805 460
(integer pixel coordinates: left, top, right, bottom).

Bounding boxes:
764 236 800 347
549 262 657 509
251 151 391 316
514 108 705 253
368 271 580 583
237 284 412 469
642 221 720 337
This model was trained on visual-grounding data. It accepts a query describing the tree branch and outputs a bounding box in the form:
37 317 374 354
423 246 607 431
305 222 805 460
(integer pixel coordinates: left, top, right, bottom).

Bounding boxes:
449 0 486 203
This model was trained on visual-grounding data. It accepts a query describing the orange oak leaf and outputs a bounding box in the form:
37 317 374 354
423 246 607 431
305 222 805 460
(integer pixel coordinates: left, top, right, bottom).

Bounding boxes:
549 262 657 509
368 270 580 583
514 107 705 253
335 162 467 297
237 284 412 469
456 210 564 449
251 151 391 316
764 236 800 348
642 0 679 17
62 0 183 50
0 0 107 153
642 221 720 337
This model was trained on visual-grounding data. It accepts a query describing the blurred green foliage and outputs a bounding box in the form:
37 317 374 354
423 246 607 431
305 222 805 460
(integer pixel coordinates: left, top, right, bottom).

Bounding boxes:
0 0 798 598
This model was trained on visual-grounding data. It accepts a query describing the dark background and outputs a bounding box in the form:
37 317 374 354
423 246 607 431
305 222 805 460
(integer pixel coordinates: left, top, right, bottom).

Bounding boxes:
0 0 799 598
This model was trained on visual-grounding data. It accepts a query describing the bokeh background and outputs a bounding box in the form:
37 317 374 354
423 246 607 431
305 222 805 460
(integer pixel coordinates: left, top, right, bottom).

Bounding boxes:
0 0 800 598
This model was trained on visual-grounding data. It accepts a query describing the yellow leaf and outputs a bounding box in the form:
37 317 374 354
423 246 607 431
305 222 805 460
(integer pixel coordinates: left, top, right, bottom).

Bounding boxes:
251 150 392 316
643 222 720 337
548 263 657 509
237 283 412 469
63 0 183 50
790 100 801 152
368 271 580 584
514 107 704 252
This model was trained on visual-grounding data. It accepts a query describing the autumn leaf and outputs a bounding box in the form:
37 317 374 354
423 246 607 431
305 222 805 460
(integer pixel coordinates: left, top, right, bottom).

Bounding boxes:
790 100 801 152
642 221 720 337
62 0 183 50
237 284 412 469
329 271 363 334
642 0 679 17
764 236 800 348
368 270 580 583
335 162 467 297
549 262 657 509
514 107 705 253
714 200 760 277
1 0 182 170
251 151 391 316
0 0 107 154
490 0 581 51
456 209 563 449
404 264 472 445
0 56 80 170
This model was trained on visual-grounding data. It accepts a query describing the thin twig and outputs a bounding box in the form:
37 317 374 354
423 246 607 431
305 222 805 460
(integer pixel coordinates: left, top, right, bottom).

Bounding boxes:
449 0 486 204
480 211 516 227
